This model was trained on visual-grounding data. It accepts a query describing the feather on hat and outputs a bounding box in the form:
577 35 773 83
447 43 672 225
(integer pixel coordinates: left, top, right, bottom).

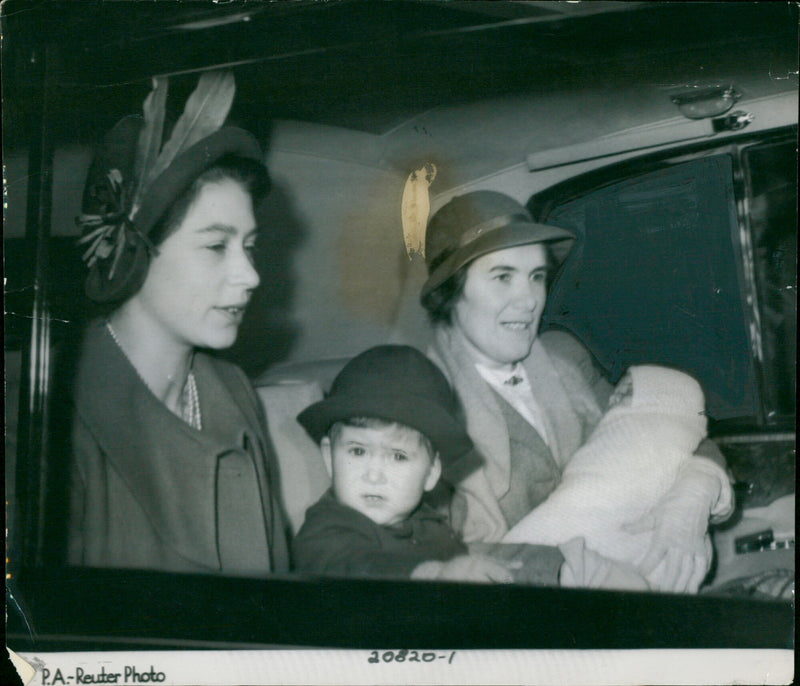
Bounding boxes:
77 71 267 303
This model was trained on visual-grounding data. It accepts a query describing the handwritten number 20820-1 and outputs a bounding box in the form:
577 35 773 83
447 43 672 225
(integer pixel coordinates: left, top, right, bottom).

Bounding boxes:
368 650 455 664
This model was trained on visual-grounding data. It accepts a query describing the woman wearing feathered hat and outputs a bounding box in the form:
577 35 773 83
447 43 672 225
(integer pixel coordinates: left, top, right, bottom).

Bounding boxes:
420 190 734 593
68 72 289 574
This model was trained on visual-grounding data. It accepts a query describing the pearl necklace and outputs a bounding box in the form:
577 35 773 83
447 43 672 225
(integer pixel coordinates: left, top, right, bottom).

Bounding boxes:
181 369 202 431
105 321 202 430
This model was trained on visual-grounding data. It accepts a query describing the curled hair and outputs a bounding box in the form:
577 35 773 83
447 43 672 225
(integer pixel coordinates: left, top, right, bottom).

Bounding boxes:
148 154 270 248
421 264 469 326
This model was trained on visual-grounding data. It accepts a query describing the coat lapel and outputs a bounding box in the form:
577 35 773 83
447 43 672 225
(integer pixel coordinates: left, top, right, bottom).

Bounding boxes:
430 326 511 496
523 339 572 467
75 322 238 570
535 332 605 466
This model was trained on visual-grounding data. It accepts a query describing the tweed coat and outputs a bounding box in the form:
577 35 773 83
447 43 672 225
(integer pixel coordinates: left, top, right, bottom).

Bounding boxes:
428 326 609 543
429 326 733 545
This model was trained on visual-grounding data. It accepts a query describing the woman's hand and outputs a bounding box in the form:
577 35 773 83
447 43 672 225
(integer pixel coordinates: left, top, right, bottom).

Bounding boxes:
558 537 649 591
624 510 713 593
623 459 726 593
411 555 518 583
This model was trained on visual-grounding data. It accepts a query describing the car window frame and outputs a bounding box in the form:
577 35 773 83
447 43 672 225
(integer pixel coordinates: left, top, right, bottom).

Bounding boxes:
4 1 796 657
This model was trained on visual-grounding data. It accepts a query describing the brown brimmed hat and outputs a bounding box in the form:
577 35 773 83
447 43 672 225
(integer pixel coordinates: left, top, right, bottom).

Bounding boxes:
420 190 575 300
297 345 473 467
78 72 269 303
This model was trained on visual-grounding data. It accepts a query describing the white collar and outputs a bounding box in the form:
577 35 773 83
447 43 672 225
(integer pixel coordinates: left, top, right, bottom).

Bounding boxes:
474 361 529 389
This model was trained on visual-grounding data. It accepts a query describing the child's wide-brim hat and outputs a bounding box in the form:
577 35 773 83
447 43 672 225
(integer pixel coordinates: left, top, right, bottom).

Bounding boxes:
297 345 473 466
421 190 575 300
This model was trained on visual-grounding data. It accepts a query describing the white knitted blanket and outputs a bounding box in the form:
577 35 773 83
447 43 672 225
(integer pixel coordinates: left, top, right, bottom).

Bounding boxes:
503 366 707 568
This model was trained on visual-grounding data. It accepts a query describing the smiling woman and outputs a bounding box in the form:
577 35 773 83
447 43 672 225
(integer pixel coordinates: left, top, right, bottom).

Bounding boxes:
66 73 289 575
452 244 550 367
422 190 735 593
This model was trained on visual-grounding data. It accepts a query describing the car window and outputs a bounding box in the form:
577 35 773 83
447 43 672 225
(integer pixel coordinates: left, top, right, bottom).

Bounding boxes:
540 153 759 422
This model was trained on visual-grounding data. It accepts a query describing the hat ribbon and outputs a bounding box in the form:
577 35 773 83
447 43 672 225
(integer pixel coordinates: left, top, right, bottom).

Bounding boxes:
457 212 530 248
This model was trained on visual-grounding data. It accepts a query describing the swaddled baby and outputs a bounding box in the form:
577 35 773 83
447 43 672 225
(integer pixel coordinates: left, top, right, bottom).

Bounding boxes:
503 365 712 583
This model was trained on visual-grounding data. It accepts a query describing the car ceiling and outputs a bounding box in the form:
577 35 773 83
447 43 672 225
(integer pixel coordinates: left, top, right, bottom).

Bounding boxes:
2 1 797 153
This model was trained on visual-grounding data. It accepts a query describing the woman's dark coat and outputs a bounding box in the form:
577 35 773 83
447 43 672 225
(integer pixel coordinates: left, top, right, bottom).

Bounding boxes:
68 320 290 574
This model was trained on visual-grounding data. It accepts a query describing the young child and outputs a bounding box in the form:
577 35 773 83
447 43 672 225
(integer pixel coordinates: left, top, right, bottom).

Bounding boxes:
503 365 733 590
292 345 649 589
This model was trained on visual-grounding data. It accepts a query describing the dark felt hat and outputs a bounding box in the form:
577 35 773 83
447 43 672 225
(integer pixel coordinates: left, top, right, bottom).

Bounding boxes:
297 345 473 466
81 117 267 303
420 190 575 300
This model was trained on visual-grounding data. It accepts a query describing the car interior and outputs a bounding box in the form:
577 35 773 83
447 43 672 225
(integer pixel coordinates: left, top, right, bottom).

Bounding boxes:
4 0 796 652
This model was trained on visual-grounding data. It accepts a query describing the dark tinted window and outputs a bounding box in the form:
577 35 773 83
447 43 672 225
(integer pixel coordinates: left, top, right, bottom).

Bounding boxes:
541 155 757 421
